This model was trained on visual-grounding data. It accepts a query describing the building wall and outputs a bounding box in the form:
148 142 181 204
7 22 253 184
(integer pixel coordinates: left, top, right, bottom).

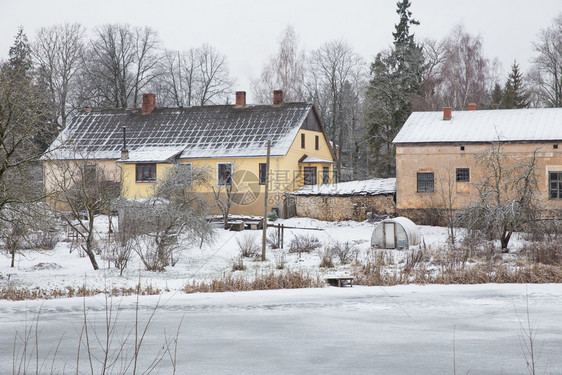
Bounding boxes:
119 128 334 216
395 142 562 213
294 194 395 221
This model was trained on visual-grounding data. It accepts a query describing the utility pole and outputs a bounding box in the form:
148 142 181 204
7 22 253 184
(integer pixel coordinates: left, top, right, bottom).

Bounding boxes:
262 140 271 261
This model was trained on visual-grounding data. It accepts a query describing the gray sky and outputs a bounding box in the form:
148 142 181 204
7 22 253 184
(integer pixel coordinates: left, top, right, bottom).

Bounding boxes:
1 0 561 102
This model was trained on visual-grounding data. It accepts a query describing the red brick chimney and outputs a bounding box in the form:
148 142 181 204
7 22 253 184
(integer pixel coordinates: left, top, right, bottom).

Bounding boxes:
142 93 156 114
273 90 283 105
443 107 452 121
235 91 246 107
468 103 477 111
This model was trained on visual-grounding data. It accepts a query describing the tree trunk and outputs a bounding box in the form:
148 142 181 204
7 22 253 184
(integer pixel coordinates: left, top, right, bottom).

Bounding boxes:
10 249 15 268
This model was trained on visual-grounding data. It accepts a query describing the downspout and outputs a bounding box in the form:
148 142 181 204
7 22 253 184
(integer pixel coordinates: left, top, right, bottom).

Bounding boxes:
276 157 279 205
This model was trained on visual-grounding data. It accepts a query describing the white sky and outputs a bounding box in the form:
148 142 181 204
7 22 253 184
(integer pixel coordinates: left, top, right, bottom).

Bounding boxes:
1 0 561 103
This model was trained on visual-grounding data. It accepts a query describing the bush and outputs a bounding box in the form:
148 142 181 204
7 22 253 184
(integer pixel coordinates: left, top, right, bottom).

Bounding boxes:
328 241 358 264
523 240 562 265
231 255 246 271
288 234 321 254
236 234 260 258
271 248 286 269
266 230 280 249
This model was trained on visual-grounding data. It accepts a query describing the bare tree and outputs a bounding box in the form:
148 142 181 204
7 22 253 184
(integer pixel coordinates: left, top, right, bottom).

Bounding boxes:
530 14 562 107
306 40 366 179
119 164 213 271
252 26 307 103
45 159 120 270
437 24 496 110
154 44 234 107
463 143 540 251
81 24 162 108
33 23 86 130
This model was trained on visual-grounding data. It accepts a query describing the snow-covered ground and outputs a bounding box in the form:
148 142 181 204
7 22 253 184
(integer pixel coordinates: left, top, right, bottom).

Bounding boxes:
0 216 455 293
1 284 561 374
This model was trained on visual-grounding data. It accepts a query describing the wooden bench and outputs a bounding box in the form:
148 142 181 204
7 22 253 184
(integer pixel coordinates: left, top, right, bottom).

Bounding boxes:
325 276 354 287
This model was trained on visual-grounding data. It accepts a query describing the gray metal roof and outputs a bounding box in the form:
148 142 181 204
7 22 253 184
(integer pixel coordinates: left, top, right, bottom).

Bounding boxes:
393 108 562 145
46 103 314 160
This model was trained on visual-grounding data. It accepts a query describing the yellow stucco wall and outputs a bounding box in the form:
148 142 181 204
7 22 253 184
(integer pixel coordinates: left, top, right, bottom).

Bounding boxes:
119 128 334 216
396 142 562 211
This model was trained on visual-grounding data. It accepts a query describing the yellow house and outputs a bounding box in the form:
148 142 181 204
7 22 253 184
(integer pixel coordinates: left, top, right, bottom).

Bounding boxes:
393 106 562 223
44 91 335 217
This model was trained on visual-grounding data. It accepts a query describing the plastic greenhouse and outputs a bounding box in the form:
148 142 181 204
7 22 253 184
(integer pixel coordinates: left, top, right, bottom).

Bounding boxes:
371 217 421 250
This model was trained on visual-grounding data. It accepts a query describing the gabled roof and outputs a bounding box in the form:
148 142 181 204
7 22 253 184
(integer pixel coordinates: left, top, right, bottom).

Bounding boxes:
45 103 316 161
292 178 396 196
393 108 562 145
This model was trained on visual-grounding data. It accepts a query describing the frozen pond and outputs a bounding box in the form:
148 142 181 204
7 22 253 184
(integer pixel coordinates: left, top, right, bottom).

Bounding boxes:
1 284 561 374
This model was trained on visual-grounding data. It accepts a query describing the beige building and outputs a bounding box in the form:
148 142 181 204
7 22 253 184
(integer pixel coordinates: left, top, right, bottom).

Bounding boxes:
393 107 562 223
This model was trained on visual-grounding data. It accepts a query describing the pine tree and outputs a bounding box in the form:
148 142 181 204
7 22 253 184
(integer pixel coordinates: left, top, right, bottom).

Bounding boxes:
8 26 32 77
366 0 425 177
501 61 529 109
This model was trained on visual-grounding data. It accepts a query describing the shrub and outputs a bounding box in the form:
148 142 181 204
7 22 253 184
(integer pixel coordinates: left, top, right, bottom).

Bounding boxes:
271 248 286 269
288 234 321 254
236 234 260 258
328 241 358 264
266 230 280 249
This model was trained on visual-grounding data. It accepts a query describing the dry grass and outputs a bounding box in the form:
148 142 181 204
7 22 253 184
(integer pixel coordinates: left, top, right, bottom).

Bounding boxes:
0 283 162 301
184 270 323 293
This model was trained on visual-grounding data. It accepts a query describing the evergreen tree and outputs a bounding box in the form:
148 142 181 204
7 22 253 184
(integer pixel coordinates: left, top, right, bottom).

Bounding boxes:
366 0 425 177
8 26 32 77
501 61 529 109
489 83 503 109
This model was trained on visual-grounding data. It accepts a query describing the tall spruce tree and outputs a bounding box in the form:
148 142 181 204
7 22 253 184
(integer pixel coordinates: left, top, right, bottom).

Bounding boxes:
501 61 529 109
8 27 33 77
366 0 424 177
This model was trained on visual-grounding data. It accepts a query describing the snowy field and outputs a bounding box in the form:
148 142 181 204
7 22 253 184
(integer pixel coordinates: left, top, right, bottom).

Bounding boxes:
1 284 561 374
0 216 455 294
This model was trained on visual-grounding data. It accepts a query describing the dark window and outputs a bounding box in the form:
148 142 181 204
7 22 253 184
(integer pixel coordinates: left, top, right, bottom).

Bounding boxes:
217 163 232 186
315 135 319 150
259 163 267 185
301 133 305 148
136 163 156 183
460 145 465 151
303 167 317 185
322 167 330 184
456 168 470 182
549 172 562 198
83 164 97 184
554 144 559 149
417 172 434 193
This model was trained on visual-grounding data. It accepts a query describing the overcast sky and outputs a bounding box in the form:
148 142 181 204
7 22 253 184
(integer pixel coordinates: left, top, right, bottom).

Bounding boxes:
1 0 561 103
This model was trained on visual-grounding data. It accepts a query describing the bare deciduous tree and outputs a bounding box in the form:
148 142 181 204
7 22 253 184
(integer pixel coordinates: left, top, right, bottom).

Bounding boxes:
530 14 562 108
437 24 496 110
306 40 365 179
45 159 120 270
463 143 540 251
81 24 162 109
33 23 86 129
252 26 307 103
154 44 234 107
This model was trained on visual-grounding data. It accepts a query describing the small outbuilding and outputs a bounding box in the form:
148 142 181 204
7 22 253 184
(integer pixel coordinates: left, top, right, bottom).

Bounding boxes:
371 217 421 249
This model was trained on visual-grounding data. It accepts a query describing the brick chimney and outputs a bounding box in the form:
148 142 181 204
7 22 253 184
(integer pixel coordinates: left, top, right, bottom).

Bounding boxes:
235 91 246 107
443 107 452 121
273 90 283 105
142 93 156 114
468 103 477 111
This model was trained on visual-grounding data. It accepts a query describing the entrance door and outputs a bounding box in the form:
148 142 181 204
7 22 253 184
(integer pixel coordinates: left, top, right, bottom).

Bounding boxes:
384 222 395 249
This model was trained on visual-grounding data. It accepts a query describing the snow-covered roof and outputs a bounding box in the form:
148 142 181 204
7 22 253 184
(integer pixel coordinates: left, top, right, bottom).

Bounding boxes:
119 146 186 163
393 108 562 144
45 103 315 160
300 156 333 164
292 178 396 196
